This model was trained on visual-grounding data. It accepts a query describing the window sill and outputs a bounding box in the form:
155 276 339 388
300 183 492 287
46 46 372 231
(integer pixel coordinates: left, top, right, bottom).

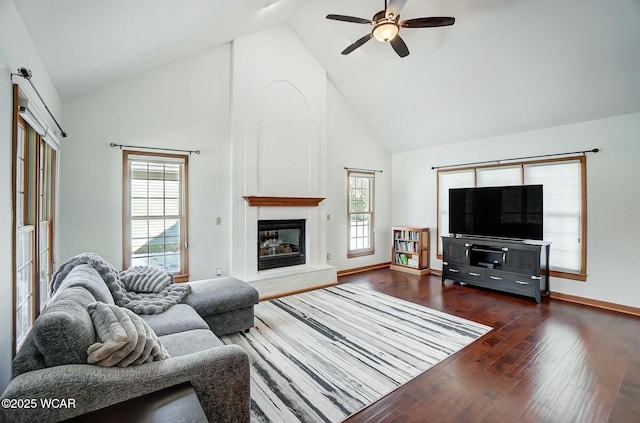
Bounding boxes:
546 270 587 282
174 274 190 283
347 250 375 259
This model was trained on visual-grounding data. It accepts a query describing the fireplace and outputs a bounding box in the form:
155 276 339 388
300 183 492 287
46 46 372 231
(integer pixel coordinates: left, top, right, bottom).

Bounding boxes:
258 219 306 270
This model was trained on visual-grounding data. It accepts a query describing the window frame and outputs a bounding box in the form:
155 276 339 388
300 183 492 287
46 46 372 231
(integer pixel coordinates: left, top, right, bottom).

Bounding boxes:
12 83 57 354
436 155 587 281
122 150 190 281
347 170 375 258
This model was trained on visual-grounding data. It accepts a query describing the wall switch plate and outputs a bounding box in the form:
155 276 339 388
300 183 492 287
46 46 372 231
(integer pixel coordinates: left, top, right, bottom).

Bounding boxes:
216 217 222 225
327 253 331 261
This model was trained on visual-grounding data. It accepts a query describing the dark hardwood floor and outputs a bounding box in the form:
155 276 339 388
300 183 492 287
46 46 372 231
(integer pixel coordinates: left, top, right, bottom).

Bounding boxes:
338 269 640 423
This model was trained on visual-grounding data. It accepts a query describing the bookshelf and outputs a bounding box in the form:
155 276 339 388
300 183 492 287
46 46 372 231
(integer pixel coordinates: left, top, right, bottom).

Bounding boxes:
390 227 430 275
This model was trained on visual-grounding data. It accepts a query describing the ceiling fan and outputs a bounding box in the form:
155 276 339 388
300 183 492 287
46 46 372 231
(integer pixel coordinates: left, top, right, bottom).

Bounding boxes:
326 0 455 58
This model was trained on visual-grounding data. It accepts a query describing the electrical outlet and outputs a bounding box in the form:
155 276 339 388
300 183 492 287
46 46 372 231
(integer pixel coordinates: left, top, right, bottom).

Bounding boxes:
216 268 223 276
216 217 222 225
326 253 331 261
327 214 331 221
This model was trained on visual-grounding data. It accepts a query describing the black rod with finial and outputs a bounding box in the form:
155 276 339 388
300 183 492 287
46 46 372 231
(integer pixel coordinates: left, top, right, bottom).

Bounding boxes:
109 142 201 155
431 148 600 170
11 67 68 138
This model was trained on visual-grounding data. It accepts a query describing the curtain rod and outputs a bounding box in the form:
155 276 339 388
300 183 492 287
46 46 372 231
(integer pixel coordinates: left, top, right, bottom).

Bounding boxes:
11 67 68 138
110 142 201 155
344 167 383 173
431 148 599 170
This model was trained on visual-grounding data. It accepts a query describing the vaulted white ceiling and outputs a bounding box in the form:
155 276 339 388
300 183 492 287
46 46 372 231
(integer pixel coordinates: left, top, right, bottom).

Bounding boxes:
12 0 640 152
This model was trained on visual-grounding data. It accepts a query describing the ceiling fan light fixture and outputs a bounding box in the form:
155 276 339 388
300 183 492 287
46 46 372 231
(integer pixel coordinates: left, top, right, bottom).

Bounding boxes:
327 0 455 57
372 21 399 42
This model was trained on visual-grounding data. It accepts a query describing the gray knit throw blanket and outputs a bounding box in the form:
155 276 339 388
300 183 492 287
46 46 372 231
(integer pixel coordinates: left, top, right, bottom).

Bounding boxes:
50 253 191 315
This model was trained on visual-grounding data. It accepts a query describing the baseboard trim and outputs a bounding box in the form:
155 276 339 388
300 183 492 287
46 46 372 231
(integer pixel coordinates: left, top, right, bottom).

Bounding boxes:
389 265 431 275
259 282 339 302
551 292 640 317
337 262 391 277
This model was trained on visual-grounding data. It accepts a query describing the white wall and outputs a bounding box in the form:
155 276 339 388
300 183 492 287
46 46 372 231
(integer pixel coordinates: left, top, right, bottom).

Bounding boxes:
60 46 232 280
0 0 61 119
0 65 15 395
326 82 392 271
0 0 62 392
392 112 640 308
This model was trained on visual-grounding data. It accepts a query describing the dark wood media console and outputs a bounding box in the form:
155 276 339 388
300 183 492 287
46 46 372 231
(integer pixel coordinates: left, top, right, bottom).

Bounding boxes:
441 236 551 303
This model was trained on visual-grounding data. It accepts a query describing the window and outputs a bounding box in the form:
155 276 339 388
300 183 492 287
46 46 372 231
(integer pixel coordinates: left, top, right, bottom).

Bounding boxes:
347 171 375 257
38 141 56 308
123 152 189 281
13 111 57 352
525 161 583 274
14 117 33 351
437 169 475 254
437 156 587 280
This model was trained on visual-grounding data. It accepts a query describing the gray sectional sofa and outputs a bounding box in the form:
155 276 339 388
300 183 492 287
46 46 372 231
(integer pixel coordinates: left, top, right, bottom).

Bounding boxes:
0 262 260 423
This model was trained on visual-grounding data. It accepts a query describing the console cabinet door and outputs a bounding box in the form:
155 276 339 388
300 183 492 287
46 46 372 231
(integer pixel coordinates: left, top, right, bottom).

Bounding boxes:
443 238 469 264
503 248 541 276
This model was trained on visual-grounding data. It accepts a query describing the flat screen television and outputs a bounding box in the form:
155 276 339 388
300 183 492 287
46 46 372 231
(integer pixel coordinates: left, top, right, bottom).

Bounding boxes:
449 184 544 240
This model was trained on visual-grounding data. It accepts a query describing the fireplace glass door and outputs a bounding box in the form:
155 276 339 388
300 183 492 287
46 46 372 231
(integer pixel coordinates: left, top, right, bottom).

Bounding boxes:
258 219 306 270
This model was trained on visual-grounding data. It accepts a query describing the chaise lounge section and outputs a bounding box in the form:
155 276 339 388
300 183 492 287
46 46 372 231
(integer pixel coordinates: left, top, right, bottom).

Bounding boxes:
0 258 259 423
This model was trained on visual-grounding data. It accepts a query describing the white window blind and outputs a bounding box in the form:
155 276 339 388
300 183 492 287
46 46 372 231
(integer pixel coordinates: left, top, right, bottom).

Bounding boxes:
18 94 60 150
525 161 582 272
477 166 521 187
438 170 474 252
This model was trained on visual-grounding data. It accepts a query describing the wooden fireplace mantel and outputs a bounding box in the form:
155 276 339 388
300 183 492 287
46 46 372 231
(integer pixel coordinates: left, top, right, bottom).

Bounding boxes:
242 196 325 207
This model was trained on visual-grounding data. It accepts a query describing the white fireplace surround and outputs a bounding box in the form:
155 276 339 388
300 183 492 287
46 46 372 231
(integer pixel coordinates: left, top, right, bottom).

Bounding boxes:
230 33 336 298
237 204 336 298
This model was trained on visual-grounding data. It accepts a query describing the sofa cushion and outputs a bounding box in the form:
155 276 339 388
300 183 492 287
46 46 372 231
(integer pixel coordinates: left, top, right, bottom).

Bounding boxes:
159 329 223 357
87 302 169 367
140 304 209 337
31 286 97 368
183 277 259 316
53 264 115 305
11 335 46 377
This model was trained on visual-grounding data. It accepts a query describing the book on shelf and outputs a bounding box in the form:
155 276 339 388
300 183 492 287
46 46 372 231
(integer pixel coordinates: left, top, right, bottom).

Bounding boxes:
394 230 420 241
394 240 419 253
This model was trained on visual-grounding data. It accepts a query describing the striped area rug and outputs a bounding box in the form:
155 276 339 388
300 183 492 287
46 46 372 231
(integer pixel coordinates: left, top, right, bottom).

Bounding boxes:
221 284 491 423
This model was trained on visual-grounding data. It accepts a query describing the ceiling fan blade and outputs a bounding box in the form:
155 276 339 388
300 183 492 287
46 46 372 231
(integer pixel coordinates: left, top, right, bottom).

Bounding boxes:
400 17 455 28
386 0 408 17
341 33 373 55
326 14 373 25
390 35 410 58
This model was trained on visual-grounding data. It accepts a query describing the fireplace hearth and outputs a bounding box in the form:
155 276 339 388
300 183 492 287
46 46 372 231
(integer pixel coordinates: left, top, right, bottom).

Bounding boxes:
258 219 306 271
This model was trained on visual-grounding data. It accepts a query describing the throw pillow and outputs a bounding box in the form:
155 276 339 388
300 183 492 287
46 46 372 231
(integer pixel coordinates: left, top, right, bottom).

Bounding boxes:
87 302 169 367
119 266 173 293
